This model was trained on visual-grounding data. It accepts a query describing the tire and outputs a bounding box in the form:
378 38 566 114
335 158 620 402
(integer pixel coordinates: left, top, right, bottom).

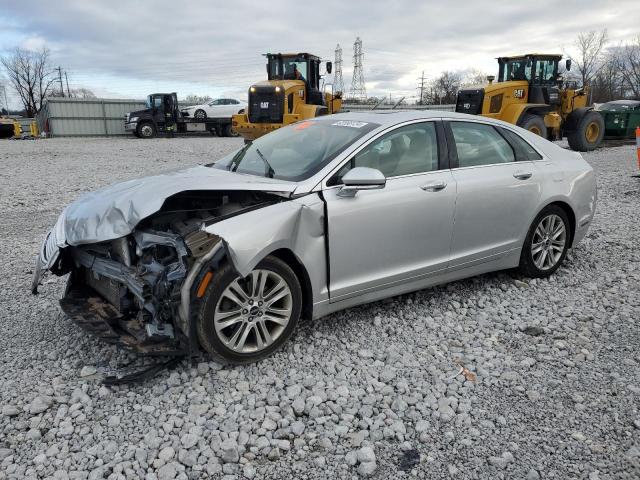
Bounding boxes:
567 110 604 152
518 205 571 278
136 122 156 139
223 124 237 137
518 114 547 138
194 109 207 120
196 255 302 364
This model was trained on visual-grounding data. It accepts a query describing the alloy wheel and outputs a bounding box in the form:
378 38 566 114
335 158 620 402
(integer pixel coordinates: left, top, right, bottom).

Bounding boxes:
531 214 566 270
213 269 293 353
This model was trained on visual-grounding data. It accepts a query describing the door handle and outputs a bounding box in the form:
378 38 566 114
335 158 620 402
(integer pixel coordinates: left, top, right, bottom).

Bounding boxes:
513 171 533 180
420 181 447 192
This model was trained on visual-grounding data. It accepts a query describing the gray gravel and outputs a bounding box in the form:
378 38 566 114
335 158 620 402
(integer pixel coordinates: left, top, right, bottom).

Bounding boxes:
1 136 639 479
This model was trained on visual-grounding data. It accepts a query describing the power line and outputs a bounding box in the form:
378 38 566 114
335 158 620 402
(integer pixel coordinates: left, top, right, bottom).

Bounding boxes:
349 37 366 101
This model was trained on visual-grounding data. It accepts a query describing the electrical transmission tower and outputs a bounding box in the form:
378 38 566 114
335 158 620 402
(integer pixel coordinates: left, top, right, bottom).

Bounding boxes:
349 37 366 101
334 44 344 95
417 71 427 105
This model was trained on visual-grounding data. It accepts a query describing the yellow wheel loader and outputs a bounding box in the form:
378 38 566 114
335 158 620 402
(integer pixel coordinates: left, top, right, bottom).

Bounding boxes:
0 116 20 139
456 54 604 151
232 53 342 142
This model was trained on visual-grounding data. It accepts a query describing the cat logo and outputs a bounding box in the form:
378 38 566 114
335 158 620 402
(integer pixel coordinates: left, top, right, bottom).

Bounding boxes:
514 89 525 99
260 101 269 109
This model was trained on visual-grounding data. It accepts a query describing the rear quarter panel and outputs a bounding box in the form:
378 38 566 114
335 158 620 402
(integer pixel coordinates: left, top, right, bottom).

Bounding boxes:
526 134 597 246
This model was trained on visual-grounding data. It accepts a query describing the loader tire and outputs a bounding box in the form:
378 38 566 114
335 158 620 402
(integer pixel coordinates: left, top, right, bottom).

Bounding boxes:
566 110 604 152
518 114 547 138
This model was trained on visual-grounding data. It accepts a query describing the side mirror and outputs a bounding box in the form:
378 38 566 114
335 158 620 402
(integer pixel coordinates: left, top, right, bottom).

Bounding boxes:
565 59 572 71
338 167 386 197
326 61 332 74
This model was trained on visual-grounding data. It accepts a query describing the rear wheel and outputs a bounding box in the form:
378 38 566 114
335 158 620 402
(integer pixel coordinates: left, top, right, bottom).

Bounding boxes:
194 109 207 120
223 124 237 137
518 205 570 278
518 114 547 138
196 256 302 364
136 122 156 139
567 110 604 151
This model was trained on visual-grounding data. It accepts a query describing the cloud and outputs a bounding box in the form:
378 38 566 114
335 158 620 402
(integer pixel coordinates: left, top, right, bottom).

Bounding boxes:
0 0 638 102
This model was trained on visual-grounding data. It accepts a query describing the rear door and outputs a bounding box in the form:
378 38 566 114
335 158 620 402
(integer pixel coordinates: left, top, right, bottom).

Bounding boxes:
322 121 457 300
445 120 542 269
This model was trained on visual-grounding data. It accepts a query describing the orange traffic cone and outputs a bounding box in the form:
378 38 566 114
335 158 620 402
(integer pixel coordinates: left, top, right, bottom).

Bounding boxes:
637 126 640 170
635 126 640 178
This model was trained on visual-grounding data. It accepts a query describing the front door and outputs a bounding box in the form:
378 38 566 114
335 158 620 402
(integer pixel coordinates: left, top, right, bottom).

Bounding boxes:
322 121 456 300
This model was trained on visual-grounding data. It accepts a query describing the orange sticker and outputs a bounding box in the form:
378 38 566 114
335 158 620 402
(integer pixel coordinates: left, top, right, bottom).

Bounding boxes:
293 121 314 130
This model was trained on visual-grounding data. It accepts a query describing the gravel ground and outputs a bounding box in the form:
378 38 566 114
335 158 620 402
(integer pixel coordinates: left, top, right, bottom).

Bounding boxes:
0 136 639 480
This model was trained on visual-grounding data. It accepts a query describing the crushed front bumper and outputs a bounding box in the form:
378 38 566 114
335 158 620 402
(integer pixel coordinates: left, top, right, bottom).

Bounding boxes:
60 282 185 356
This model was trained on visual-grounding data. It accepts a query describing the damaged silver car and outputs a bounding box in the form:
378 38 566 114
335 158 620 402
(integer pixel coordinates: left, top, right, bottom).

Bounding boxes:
32 111 597 363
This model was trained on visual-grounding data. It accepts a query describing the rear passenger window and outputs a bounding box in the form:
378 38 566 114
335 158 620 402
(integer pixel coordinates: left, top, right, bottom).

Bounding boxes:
500 128 543 160
450 122 515 167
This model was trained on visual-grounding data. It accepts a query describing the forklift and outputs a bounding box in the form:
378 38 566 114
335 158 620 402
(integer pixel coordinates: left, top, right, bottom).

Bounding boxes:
124 93 236 138
232 52 342 141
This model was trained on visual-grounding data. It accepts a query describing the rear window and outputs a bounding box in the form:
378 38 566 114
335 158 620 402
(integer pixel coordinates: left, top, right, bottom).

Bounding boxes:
500 128 543 160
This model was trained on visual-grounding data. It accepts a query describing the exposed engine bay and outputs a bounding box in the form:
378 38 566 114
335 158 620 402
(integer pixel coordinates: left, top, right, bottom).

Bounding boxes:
53 190 282 354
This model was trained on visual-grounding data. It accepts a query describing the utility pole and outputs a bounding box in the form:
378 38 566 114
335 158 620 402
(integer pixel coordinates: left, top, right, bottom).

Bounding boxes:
348 37 366 102
417 71 426 105
1 85 9 113
64 71 71 98
57 66 65 97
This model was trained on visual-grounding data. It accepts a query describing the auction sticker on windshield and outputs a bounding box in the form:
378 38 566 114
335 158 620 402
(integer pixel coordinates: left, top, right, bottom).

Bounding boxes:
332 120 369 128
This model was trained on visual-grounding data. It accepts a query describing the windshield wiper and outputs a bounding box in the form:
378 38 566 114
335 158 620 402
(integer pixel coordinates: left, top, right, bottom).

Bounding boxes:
255 148 275 178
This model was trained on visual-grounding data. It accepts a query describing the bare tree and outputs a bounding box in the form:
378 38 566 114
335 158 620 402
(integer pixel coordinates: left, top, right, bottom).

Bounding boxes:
1 47 57 116
618 36 640 98
71 88 97 99
591 52 624 102
427 71 462 104
570 29 608 87
461 69 491 87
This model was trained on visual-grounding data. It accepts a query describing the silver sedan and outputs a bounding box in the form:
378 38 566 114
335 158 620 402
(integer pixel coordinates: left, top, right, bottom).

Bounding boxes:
32 111 597 363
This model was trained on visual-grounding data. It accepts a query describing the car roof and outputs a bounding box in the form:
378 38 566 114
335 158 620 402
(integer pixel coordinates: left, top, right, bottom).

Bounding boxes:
326 109 515 128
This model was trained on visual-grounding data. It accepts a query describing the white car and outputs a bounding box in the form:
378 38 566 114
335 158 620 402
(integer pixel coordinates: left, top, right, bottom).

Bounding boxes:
182 98 247 120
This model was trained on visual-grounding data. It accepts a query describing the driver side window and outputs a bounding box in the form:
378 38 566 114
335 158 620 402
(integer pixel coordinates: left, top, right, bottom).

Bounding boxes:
209 99 222 106
330 122 439 185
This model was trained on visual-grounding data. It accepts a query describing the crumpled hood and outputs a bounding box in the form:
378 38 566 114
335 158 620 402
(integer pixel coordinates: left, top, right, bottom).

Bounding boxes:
54 165 297 247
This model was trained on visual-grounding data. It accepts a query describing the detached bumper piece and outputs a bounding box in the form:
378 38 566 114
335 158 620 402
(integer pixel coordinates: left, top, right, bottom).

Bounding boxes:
60 284 186 356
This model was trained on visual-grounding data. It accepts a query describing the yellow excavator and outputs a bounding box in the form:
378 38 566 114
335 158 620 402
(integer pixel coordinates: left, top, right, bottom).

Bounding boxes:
232 53 342 141
456 53 604 151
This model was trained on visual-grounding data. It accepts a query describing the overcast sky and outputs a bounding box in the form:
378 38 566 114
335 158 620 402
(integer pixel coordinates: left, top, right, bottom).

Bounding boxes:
1 0 639 108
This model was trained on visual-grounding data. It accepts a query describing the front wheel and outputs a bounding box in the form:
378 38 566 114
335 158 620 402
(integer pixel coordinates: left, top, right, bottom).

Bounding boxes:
196 256 302 364
222 124 238 137
194 109 207 120
567 110 604 151
136 122 156 139
518 205 570 278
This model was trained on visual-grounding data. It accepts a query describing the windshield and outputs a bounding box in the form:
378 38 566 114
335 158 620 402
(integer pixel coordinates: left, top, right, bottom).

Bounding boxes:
212 119 380 181
269 56 308 81
499 59 532 82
